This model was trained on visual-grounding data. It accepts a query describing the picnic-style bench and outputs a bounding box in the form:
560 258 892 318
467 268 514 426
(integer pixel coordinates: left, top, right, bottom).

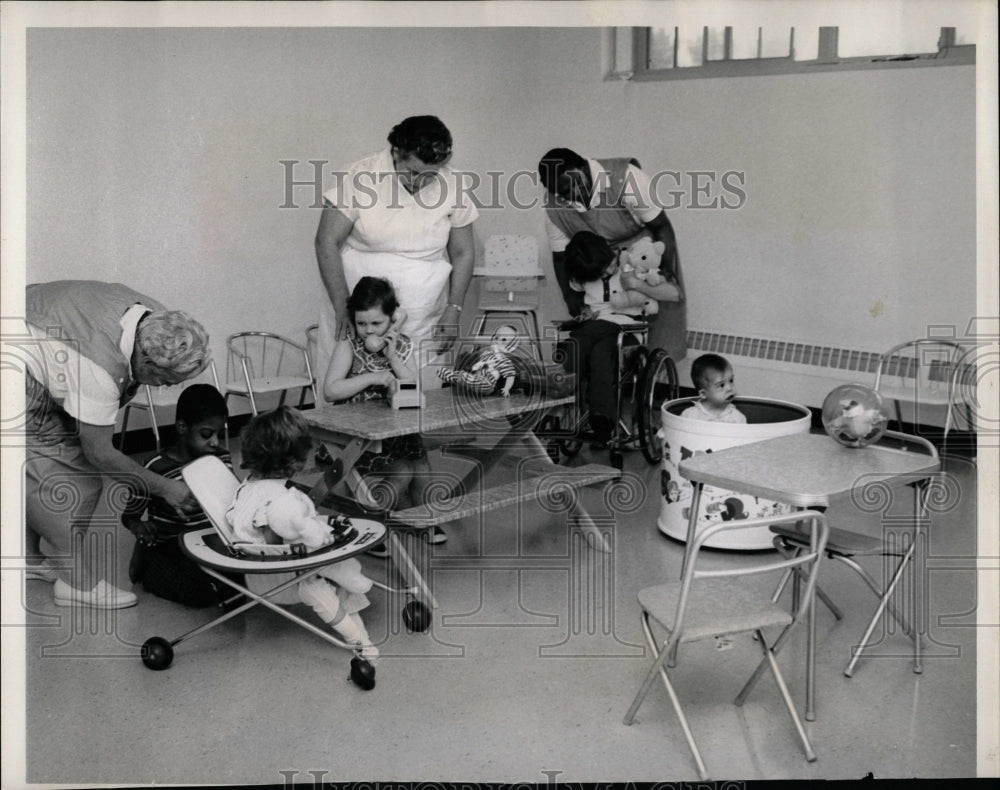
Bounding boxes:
302 390 623 615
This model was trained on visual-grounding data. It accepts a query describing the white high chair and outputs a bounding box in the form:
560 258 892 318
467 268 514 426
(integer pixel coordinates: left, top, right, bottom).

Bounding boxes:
470 234 546 361
137 456 429 690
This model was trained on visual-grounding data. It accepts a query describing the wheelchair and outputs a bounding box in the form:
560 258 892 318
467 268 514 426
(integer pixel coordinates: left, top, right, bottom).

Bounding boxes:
540 319 679 470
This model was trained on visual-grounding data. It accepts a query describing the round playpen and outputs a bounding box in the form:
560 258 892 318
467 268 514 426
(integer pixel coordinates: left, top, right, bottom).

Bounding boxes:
657 397 812 549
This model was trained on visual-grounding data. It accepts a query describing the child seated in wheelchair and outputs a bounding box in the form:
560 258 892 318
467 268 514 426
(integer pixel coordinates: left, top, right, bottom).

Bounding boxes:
122 384 242 608
680 353 746 424
228 406 379 659
558 231 681 445
323 275 441 548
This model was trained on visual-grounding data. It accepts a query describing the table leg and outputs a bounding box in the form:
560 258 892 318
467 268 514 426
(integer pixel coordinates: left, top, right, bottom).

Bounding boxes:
806 564 817 721
307 435 437 615
310 437 385 509
913 480 928 674
680 482 703 579
516 427 612 554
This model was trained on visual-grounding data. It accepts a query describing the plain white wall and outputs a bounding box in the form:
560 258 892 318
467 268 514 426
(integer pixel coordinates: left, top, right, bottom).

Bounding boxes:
25 26 976 418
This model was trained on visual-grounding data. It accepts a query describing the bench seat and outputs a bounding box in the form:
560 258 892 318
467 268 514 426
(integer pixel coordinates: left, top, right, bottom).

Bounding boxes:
387 463 621 528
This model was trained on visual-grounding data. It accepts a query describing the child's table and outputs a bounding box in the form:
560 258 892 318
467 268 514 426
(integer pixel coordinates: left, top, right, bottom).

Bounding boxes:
677 431 941 721
302 389 621 616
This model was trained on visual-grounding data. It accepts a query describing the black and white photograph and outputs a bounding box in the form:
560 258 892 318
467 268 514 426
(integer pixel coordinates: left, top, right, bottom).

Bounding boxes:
1 1 997 787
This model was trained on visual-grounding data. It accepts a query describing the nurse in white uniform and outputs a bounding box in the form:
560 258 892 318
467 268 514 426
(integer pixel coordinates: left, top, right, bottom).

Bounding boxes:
314 115 478 397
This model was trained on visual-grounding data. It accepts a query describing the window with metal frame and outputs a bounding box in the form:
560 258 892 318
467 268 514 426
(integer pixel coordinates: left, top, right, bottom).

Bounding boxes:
613 25 974 81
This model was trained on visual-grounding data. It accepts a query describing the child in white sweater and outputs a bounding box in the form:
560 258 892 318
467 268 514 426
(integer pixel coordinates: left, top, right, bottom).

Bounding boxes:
227 406 379 658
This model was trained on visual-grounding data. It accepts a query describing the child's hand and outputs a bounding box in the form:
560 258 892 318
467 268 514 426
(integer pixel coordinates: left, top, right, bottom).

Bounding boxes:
375 370 396 388
579 306 596 321
383 333 399 361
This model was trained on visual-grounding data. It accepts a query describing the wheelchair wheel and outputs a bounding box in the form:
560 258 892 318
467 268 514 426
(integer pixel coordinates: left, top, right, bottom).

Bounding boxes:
625 346 650 440
638 348 679 464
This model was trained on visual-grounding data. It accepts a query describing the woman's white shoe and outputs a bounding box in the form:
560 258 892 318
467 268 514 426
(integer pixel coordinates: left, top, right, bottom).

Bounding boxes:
53 578 138 609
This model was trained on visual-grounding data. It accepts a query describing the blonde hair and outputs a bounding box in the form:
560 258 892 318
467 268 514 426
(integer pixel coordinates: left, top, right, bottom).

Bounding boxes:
136 310 210 378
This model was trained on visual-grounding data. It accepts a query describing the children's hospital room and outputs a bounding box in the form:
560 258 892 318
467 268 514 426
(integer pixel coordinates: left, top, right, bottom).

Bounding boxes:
3 2 998 786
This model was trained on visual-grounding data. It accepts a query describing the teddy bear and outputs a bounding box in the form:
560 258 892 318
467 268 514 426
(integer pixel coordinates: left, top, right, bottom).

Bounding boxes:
621 237 666 286
618 237 667 316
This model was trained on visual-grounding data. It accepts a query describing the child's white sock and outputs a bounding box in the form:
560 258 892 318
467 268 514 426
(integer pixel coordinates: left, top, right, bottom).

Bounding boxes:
298 576 379 660
332 612 379 661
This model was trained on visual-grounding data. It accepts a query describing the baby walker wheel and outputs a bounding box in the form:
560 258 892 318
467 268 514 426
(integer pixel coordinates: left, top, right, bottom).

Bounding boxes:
402 600 432 632
350 656 376 691
141 636 174 671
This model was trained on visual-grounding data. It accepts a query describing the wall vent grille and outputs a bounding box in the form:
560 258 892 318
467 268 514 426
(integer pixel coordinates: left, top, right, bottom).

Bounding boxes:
686 331 975 385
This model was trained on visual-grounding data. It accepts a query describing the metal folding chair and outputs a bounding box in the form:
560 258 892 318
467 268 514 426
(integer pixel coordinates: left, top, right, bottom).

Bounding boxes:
623 509 829 780
875 338 974 457
225 331 317 415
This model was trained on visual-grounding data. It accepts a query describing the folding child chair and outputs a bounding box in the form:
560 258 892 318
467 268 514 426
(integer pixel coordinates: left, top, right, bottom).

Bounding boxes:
623 509 829 781
138 456 428 690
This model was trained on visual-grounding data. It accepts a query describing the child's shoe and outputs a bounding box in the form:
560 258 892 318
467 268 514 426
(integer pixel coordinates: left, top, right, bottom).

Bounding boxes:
333 612 379 661
589 414 613 449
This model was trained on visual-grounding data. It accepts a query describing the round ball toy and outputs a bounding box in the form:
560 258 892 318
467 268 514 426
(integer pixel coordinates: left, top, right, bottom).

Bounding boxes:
821 384 890 448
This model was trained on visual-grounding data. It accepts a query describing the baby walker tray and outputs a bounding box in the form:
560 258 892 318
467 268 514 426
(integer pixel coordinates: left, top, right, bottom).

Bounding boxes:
179 455 386 571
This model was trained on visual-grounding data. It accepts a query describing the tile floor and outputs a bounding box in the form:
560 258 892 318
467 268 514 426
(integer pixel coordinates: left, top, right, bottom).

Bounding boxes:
17 434 983 784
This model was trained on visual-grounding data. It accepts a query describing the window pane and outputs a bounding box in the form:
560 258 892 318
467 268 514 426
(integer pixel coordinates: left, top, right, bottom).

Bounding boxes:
838 28 940 58
649 26 795 67
646 24 963 69
793 27 818 61
647 26 675 68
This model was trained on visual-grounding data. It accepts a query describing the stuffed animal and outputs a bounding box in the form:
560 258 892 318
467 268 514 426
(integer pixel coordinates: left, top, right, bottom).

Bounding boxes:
608 285 654 314
228 479 363 556
618 237 667 316
621 237 666 287
438 325 520 396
